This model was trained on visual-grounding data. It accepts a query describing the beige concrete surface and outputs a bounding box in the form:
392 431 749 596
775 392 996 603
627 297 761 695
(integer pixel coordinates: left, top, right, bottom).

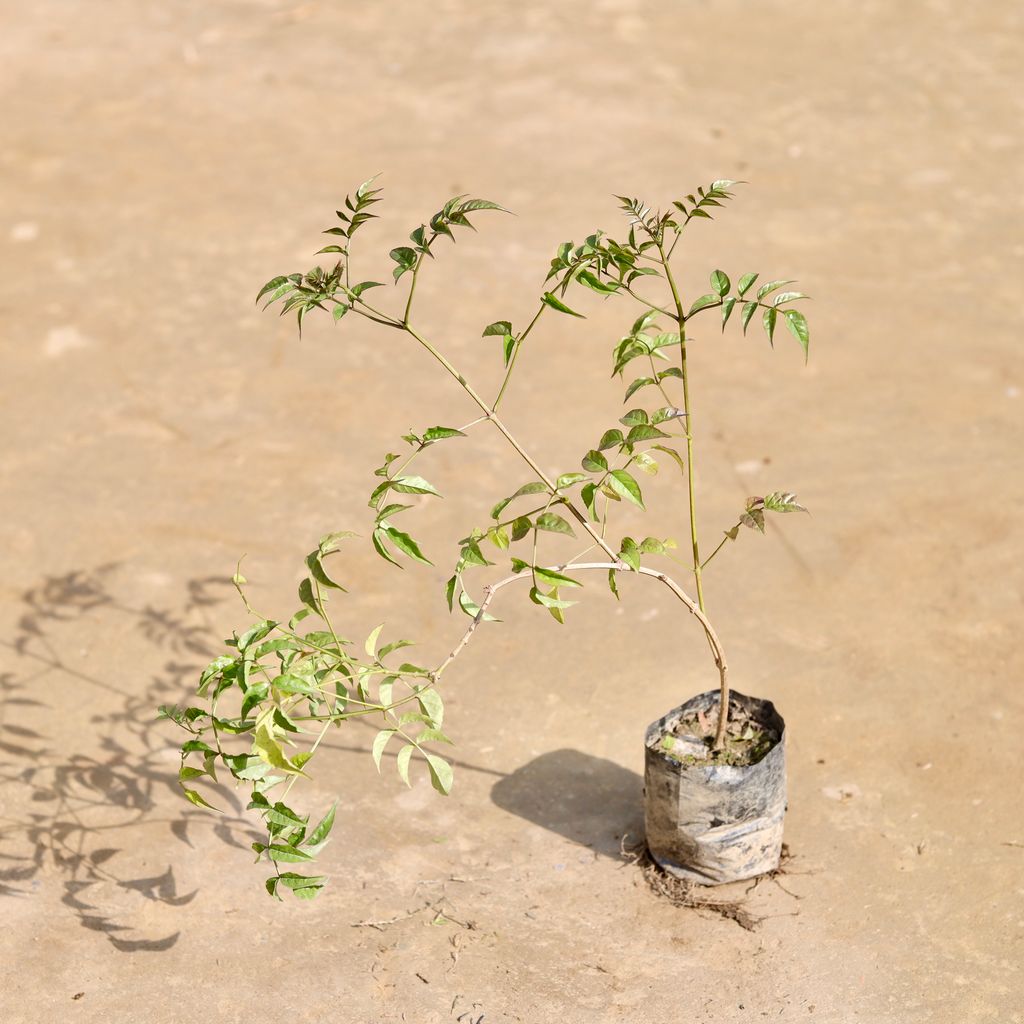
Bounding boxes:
2 1 1022 1021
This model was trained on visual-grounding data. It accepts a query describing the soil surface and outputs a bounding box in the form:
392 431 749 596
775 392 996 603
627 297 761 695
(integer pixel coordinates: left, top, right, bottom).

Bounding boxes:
665 698 780 767
2 2 1023 1023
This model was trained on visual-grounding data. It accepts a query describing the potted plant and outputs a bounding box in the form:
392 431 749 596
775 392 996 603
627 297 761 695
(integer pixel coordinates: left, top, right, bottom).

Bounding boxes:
160 177 811 900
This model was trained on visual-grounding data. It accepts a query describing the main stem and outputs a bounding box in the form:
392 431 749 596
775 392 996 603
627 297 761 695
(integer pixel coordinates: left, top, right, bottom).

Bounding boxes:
658 238 728 749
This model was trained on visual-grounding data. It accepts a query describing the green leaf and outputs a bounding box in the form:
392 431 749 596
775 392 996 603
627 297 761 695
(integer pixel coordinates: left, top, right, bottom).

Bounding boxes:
396 744 414 786
376 503 413 524
458 590 500 621
304 803 337 852
237 620 276 652
742 509 765 532
598 428 624 451
417 688 444 727
740 300 757 334
541 292 586 318
652 445 685 475
350 281 382 298
372 528 401 567
319 530 358 554
283 607 310 634
364 623 385 657
632 450 658 475
372 729 395 770
181 739 217 755
624 377 655 401
459 539 492 567
763 491 808 514
276 872 328 897
486 526 510 549
763 307 778 346
649 332 682 354
608 469 645 509
198 654 236 690
379 638 415 660
356 174 382 199
577 270 619 295
638 536 669 554
510 516 532 542
297 577 323 617
422 425 466 443
619 408 649 427
626 424 669 443
306 551 345 591
556 472 588 490
457 198 509 214
772 291 808 307
212 714 256 735
582 449 608 473
290 884 324 900
424 754 454 795
384 526 432 565
618 538 640 571
535 512 576 537
710 270 730 297
181 786 219 811
264 801 307 829
612 341 648 376
265 844 315 864
607 569 620 600
783 309 810 359
688 293 720 316
482 320 512 337
721 296 737 330
529 586 578 610
253 724 309 777
389 246 417 282
271 674 320 699
256 276 290 305
534 566 582 588
651 405 684 425
737 272 758 297
741 497 766 533
490 481 549 519
418 728 453 746
391 475 441 497
756 279 796 301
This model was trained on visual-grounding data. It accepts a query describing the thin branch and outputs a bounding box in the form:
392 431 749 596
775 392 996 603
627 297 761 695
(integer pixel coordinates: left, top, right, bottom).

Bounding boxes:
493 301 546 410
434 562 728 707
623 285 672 318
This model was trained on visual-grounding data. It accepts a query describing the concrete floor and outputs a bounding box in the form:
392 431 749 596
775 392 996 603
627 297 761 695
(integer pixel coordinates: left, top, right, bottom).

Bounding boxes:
1 1 1022 1021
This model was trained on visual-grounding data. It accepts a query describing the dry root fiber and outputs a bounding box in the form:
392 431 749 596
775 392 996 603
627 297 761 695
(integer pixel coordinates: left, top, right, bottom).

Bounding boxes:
624 836 795 931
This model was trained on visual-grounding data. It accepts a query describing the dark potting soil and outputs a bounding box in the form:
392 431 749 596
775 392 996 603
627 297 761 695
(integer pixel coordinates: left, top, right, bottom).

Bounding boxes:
660 697 780 767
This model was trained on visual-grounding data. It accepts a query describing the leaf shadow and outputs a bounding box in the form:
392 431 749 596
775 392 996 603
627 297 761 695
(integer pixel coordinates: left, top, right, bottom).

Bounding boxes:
0 566 260 952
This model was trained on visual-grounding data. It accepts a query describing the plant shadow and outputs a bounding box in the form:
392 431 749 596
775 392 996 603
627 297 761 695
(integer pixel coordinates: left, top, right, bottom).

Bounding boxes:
490 749 644 859
0 565 259 952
